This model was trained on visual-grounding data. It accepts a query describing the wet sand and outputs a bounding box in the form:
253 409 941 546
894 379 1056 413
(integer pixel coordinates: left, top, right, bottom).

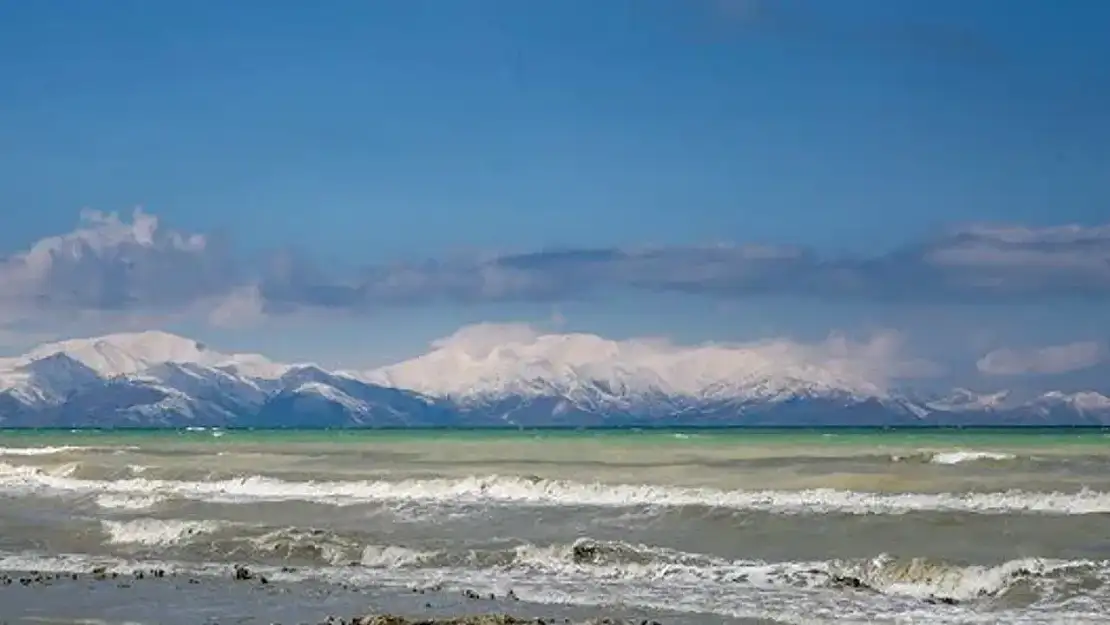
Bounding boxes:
0 566 742 625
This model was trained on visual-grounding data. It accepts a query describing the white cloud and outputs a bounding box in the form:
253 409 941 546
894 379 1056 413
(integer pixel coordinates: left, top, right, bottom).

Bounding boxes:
261 222 1110 309
0 208 237 317
5 210 1110 326
926 224 1110 271
977 341 1106 376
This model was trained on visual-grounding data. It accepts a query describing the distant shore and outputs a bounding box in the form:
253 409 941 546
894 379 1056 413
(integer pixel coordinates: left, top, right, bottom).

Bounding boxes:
3 424 1108 432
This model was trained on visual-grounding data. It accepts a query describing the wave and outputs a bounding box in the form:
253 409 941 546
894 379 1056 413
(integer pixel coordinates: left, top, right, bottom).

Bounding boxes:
77 518 1108 606
95 493 167 511
831 553 1087 603
891 450 1019 465
519 540 1107 607
0 445 140 456
248 527 403 566
0 446 89 456
101 519 222 547
929 451 1018 465
4 463 1110 515
0 539 1106 624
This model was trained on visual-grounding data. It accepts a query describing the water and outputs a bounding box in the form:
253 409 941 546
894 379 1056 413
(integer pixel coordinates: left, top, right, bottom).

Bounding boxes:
2 427 1110 624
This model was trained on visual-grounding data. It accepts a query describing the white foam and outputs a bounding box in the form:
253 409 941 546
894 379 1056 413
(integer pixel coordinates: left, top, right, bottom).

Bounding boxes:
928 451 1018 465
359 544 432 568
889 450 1020 465
0 446 86 456
0 549 1105 625
101 519 221 546
248 527 360 565
95 493 165 511
3 467 1110 516
835 553 1086 602
0 445 138 456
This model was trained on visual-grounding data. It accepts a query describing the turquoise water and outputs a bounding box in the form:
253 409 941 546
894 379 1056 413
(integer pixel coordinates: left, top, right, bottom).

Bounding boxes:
3 426 1108 449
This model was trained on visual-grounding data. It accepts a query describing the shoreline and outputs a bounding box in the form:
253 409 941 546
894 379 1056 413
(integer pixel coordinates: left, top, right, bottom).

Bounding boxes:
4 425 1109 432
0 566 717 625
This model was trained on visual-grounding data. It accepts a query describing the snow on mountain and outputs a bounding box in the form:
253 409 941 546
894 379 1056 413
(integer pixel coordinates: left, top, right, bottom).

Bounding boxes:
248 367 455 428
361 323 922 406
0 331 297 426
1 326 1108 427
290 381 368 415
0 353 103 405
923 388 1110 418
135 362 270 409
1032 391 1110 414
6 330 289 381
926 388 1013 412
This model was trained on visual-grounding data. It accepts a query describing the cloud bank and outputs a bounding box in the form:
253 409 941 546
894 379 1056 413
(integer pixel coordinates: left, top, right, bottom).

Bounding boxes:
1 210 1109 326
977 341 1107 376
0 209 237 318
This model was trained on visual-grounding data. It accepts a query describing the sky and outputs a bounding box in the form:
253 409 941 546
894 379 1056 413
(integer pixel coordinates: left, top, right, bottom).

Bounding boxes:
0 0 1108 392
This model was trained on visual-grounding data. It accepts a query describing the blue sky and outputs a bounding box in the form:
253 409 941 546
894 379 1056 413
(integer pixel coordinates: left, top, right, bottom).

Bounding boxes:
0 0 1108 388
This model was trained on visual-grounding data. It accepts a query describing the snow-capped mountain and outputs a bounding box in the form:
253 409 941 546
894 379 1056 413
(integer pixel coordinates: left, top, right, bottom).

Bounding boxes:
9 330 290 380
0 331 446 428
361 324 895 406
357 324 944 425
0 328 1108 428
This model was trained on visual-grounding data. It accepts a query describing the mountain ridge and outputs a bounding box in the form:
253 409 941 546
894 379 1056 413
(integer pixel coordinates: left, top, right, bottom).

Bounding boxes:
1 329 1108 428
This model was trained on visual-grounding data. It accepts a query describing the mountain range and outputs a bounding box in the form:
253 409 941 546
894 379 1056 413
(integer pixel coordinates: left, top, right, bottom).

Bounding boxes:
0 330 1108 428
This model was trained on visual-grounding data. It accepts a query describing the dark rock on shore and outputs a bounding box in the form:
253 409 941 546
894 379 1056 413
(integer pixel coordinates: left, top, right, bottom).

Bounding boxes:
231 564 269 584
0 571 82 587
571 543 598 565
317 616 655 625
0 570 667 625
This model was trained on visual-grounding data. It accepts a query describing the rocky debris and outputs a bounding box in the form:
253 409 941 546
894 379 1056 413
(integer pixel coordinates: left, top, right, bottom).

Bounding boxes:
317 616 560 625
0 573 666 625
571 543 598 565
458 588 522 602
232 564 269 584
313 616 660 625
829 574 871 591
1 571 86 587
0 568 177 586
924 595 961 606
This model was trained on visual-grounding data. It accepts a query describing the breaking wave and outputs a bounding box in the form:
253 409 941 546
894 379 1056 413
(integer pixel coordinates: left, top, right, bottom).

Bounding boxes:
0 446 88 456
3 462 1110 515
101 519 223 547
23 526 1110 604
0 537 1106 623
891 450 1019 465
95 493 166 511
0 445 139 456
